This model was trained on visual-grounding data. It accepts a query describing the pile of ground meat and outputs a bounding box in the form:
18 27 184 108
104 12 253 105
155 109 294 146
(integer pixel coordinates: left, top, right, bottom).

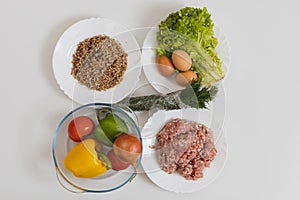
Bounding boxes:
156 118 217 180
71 34 128 91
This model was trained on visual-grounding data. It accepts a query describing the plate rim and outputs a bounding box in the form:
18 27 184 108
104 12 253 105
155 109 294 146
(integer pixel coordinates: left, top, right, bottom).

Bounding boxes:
52 17 142 104
140 108 228 193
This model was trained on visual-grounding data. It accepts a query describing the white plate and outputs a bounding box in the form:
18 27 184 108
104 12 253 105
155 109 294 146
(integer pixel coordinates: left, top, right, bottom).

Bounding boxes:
141 108 228 193
52 18 142 104
141 25 231 94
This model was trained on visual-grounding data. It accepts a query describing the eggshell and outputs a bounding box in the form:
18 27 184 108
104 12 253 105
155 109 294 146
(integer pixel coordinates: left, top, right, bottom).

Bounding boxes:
172 50 192 71
175 70 198 86
156 55 175 77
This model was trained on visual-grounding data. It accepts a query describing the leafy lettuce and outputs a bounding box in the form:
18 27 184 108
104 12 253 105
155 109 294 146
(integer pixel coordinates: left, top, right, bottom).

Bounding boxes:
157 7 224 86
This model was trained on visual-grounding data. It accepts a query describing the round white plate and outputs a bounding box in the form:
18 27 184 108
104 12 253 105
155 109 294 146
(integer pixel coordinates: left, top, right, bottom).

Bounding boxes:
141 108 228 193
141 25 231 94
52 18 142 104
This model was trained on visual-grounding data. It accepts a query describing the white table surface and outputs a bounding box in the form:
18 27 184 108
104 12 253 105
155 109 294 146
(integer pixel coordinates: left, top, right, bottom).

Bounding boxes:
1 0 300 199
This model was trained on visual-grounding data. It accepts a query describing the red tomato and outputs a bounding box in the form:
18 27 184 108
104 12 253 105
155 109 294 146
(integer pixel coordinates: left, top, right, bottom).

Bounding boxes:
68 116 94 142
107 150 130 171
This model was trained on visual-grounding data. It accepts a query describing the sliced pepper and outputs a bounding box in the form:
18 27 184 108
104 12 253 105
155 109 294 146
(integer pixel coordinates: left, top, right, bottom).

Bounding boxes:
98 152 112 170
64 139 107 178
97 108 128 143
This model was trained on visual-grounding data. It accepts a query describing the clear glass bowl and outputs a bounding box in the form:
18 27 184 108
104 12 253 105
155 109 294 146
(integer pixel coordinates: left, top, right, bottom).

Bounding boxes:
52 103 142 193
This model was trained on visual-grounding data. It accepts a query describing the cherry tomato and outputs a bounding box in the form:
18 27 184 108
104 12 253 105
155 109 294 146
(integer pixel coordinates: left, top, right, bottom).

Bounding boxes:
68 116 94 142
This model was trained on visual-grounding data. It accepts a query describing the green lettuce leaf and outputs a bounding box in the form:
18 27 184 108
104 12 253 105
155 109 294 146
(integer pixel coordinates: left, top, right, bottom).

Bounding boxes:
157 7 224 86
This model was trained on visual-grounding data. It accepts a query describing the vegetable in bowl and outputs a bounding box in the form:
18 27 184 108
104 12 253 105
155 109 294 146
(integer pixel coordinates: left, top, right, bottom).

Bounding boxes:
52 103 142 193
156 7 224 86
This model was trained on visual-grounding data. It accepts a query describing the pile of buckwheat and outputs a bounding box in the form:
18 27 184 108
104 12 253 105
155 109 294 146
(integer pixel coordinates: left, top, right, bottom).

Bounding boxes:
71 34 128 91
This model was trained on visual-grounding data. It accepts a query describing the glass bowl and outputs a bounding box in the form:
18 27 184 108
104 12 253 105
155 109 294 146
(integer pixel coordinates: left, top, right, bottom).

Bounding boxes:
52 103 142 193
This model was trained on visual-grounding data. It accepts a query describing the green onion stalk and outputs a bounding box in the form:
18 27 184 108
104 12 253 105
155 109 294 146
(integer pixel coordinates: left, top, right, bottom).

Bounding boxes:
119 80 218 111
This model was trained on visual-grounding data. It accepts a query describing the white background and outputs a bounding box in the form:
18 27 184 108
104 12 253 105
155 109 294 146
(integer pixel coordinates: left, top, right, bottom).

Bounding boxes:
1 0 300 199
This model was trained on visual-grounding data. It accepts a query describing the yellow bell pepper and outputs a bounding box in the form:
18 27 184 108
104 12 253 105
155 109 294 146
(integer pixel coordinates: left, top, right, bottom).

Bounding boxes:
64 139 107 178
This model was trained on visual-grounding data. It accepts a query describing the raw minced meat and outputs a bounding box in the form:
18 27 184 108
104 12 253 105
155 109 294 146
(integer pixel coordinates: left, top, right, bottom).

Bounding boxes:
156 118 217 180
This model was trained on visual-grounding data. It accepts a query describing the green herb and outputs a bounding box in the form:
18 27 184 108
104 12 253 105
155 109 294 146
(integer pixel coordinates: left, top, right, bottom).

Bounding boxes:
119 80 218 111
157 7 224 86
179 80 218 109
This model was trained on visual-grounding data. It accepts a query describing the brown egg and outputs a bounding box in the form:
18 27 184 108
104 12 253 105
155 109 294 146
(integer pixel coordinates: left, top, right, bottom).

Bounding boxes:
171 50 192 71
175 70 198 86
156 55 175 77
